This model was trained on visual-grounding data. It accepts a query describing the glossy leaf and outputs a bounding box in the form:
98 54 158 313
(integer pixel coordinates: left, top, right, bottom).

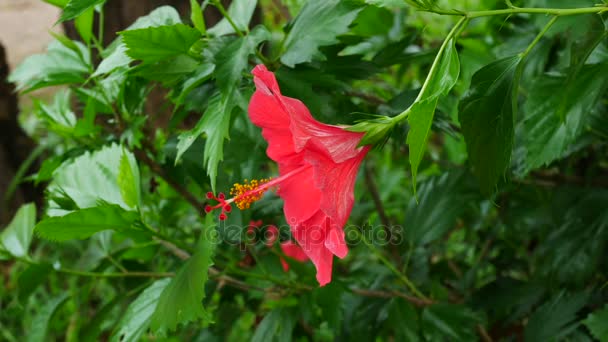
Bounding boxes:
35 205 140 241
59 0 104 22
583 305 608 342
121 24 201 63
111 279 170 342
458 56 521 193
421 304 480 341
523 63 608 173
524 291 587 342
149 219 215 334
251 308 297 342
280 0 364 67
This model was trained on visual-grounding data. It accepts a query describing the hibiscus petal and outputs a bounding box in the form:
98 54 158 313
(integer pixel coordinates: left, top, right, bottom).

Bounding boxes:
277 166 322 225
292 211 334 286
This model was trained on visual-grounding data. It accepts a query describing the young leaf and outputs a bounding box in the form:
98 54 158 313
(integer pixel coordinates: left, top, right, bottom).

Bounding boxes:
35 204 140 241
208 0 258 36
406 38 461 193
27 293 70 342
0 203 36 258
74 7 95 43
214 26 270 94
149 219 216 334
59 0 104 22
458 56 521 193
523 63 608 173
118 149 141 209
111 279 170 342
280 0 364 67
120 24 201 63
190 0 206 34
175 91 237 191
583 305 608 342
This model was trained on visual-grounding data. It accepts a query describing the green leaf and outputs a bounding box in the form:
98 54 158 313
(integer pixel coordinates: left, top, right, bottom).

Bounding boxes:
59 0 104 22
74 7 95 43
458 56 521 193
150 219 216 334
92 43 131 77
35 204 140 241
134 55 199 85
33 89 77 131
251 308 297 342
27 293 70 342
118 149 141 209
47 144 138 213
92 6 183 76
9 40 90 93
17 263 53 303
190 0 206 34
208 0 258 36
523 63 608 173
111 279 170 342
421 304 480 341
280 0 364 67
172 62 215 110
584 304 608 342
43 0 69 7
215 26 271 93
176 92 237 192
387 299 420 342
120 24 201 63
175 27 269 190
0 203 36 258
524 291 587 342
404 170 476 245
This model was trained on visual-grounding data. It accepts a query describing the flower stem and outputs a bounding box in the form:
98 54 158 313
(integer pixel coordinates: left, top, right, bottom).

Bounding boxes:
519 16 558 59
212 0 246 37
393 16 467 123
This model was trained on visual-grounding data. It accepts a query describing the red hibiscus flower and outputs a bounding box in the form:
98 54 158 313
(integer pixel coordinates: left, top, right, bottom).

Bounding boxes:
205 64 369 286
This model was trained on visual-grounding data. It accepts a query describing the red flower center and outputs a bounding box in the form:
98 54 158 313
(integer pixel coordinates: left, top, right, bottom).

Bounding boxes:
204 165 309 220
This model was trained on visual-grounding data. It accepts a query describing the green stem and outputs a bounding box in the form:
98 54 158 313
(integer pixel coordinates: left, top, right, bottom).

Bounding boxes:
355 228 429 300
393 16 467 123
520 16 558 58
426 5 607 18
212 0 245 37
98 7 104 48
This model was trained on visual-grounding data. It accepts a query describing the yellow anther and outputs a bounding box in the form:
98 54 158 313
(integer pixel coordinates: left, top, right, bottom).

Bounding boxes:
230 178 272 210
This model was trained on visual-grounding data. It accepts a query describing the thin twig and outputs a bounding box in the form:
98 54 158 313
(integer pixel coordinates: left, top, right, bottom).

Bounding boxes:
364 163 391 228
351 288 435 307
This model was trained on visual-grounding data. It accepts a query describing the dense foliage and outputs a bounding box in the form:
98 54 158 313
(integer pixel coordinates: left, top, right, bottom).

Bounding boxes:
2 0 608 340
